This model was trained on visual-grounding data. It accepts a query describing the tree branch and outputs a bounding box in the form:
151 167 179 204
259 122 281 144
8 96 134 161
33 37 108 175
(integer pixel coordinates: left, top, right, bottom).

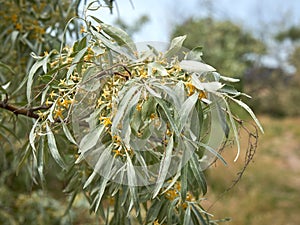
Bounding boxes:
0 98 50 119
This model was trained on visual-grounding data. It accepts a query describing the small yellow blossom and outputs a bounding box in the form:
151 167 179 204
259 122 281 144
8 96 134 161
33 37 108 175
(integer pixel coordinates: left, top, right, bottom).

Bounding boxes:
109 197 115 205
60 98 70 108
37 111 47 120
113 135 122 144
100 116 112 127
186 192 193 201
96 25 101 32
181 202 188 210
45 98 53 106
165 189 178 201
50 60 59 68
173 64 181 72
58 79 66 86
49 91 57 99
198 90 206 99
136 103 142 111
54 107 64 119
113 149 123 158
166 129 172 136
153 219 160 225
11 14 18 23
174 181 181 191
139 68 148 78
102 89 111 99
80 25 86 33
150 113 157 120
15 23 22 31
185 82 195 96
84 53 93 61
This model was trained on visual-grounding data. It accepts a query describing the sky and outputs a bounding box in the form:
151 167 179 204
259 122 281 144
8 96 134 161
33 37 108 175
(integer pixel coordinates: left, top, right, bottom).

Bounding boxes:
93 0 300 43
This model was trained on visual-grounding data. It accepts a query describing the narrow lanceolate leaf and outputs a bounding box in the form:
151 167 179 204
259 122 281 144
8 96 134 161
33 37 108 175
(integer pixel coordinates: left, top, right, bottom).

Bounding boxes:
180 60 216 73
190 204 209 225
125 150 140 215
228 96 264 133
186 46 203 61
181 163 188 202
112 85 140 133
27 59 46 104
121 90 141 147
66 47 88 79
144 84 161 98
178 92 198 132
62 123 77 145
219 75 240 83
221 96 240 162
165 35 186 59
97 20 137 54
153 135 174 198
189 153 207 195
191 73 223 92
29 119 40 152
156 98 180 136
167 198 180 225
46 123 66 169
198 141 227 166
79 125 105 153
94 177 111 213
84 145 113 189
183 204 192 225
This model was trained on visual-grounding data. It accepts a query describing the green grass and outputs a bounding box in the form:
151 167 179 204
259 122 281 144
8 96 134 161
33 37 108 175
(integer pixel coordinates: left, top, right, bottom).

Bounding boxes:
204 116 300 225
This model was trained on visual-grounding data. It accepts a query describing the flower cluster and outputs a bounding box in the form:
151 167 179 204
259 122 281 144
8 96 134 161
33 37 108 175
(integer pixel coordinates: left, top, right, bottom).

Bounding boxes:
164 181 195 209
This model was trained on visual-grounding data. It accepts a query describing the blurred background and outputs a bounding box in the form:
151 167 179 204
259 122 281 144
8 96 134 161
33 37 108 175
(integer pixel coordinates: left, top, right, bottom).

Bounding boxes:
1 0 299 224
90 0 300 224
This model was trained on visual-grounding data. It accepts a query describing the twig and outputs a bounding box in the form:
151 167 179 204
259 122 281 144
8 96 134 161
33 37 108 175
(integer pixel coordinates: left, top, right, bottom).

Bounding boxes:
0 95 51 119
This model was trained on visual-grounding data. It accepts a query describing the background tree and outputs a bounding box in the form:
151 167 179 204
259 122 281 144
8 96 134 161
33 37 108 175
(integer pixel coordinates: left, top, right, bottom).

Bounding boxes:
244 25 300 117
171 17 266 89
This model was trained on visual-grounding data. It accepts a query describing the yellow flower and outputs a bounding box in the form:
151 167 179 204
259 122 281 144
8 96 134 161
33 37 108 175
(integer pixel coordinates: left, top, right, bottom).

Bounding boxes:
165 189 178 201
100 116 112 127
186 192 193 201
139 67 148 78
198 90 206 99
166 129 172 136
96 25 101 32
174 181 181 191
102 89 111 100
113 149 123 158
11 14 18 23
113 135 122 144
84 53 93 61
58 79 66 86
153 219 160 225
60 98 70 108
150 113 157 120
173 64 181 72
80 25 86 33
136 103 142 111
45 98 53 106
54 107 64 119
185 82 195 96
15 23 22 31
37 111 47 120
49 91 57 99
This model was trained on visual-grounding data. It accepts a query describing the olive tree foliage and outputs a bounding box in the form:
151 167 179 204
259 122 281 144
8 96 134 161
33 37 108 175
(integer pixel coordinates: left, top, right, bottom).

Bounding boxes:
1 1 263 224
